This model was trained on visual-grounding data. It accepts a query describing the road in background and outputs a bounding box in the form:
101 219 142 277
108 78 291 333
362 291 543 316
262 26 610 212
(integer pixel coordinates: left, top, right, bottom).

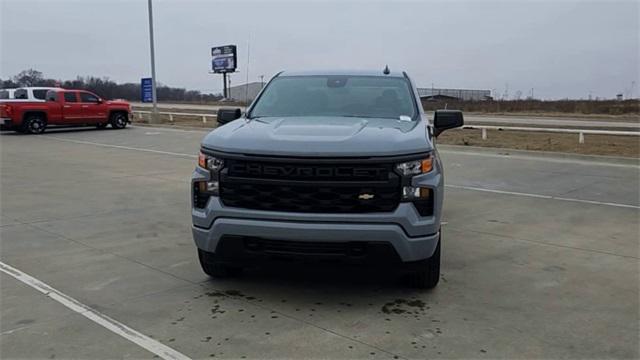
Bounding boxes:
131 102 640 130
1 126 638 359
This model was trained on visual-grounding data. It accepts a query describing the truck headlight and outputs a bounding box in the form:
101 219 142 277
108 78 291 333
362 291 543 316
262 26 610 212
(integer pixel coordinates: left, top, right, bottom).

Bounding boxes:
402 186 431 200
395 156 433 176
193 181 218 208
401 186 433 215
396 156 435 215
198 152 224 172
194 152 223 208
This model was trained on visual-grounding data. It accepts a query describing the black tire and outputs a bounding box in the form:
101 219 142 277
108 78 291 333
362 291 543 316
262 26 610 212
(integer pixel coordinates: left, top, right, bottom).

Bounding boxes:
22 115 47 134
198 249 242 278
407 234 441 289
96 123 108 129
109 112 128 129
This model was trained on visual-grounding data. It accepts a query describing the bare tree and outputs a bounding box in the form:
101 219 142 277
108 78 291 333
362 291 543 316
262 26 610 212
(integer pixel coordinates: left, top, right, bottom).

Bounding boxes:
13 69 44 87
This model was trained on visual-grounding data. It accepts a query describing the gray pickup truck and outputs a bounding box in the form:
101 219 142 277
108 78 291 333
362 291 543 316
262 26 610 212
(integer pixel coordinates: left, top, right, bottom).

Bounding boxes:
191 70 463 288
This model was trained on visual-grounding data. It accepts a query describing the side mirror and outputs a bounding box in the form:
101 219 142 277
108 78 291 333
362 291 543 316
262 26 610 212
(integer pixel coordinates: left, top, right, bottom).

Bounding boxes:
433 109 463 137
217 108 242 125
97 98 103 104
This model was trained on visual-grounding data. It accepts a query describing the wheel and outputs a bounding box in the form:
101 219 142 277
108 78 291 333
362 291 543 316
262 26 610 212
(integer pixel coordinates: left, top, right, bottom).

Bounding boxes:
22 115 47 134
406 233 441 289
198 249 242 278
96 123 108 129
109 112 128 129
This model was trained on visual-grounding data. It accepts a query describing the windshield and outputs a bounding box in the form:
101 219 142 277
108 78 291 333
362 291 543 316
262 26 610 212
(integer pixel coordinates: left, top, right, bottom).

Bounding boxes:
250 75 417 120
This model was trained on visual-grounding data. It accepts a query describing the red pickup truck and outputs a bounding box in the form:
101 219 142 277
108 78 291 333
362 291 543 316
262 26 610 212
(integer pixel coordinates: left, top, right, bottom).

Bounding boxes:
0 89 131 134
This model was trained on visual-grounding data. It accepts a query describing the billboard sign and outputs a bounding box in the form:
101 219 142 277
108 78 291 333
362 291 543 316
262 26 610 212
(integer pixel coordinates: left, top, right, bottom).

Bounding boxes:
211 45 237 73
141 77 153 102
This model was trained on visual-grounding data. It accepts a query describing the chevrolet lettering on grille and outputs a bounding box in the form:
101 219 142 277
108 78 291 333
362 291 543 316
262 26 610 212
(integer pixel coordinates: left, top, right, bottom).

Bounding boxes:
230 163 386 179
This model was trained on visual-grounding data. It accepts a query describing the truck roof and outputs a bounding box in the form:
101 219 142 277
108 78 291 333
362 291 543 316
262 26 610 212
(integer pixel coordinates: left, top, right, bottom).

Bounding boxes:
278 69 407 78
17 87 64 91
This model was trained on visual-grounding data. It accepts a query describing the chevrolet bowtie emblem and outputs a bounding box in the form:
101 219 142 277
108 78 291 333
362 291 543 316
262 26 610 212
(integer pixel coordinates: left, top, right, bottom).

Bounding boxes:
358 193 375 200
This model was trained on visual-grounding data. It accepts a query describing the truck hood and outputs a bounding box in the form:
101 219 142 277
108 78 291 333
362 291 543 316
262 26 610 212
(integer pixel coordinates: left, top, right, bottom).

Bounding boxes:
202 116 432 157
106 99 130 106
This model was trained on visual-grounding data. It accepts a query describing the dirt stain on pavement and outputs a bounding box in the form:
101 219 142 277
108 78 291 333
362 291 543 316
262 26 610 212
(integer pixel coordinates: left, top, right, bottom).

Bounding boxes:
224 289 245 297
381 298 427 315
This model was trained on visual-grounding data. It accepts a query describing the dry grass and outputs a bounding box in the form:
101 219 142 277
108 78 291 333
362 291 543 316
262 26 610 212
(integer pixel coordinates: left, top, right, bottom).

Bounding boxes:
438 129 640 158
422 99 639 116
464 112 639 122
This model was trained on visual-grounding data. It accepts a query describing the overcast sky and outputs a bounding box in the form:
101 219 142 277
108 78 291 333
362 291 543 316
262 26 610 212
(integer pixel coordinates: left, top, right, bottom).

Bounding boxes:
1 0 638 99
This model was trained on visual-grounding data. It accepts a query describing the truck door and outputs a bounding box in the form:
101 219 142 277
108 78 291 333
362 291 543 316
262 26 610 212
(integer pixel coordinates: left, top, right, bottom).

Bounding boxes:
79 91 107 123
62 91 83 124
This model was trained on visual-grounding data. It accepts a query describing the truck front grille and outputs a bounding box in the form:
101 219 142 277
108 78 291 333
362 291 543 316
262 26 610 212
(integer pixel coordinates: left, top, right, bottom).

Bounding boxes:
219 158 400 213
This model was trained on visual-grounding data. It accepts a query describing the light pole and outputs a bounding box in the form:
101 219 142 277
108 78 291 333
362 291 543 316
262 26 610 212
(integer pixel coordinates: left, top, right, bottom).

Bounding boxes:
147 0 158 123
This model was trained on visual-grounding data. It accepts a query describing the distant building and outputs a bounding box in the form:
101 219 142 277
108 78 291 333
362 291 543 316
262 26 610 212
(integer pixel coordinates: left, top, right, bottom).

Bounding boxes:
228 82 264 102
417 88 492 101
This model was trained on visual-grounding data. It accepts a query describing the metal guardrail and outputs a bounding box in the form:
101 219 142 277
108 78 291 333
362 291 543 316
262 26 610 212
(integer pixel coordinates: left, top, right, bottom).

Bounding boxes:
133 110 639 144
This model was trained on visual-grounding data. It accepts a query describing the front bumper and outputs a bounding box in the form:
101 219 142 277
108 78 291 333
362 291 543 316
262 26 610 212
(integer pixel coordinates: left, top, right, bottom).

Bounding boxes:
193 218 440 263
191 161 444 263
0 118 13 127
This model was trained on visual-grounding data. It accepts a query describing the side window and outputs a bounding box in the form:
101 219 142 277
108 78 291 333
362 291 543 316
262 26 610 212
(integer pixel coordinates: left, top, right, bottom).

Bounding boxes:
33 90 48 100
14 89 28 99
64 92 78 103
80 92 99 103
46 91 58 102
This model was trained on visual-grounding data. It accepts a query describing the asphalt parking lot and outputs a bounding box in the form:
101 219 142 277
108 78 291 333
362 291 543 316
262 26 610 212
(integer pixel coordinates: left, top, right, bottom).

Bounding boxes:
1 126 638 359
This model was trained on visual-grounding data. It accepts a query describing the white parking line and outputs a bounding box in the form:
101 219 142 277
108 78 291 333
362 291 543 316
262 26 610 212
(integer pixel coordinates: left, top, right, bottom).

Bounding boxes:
43 135 638 209
46 136 197 158
0 261 191 360
446 184 640 209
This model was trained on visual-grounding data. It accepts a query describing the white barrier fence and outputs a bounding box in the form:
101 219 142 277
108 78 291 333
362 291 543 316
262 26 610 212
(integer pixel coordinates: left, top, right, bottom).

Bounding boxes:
134 110 216 124
133 110 639 144
463 125 639 144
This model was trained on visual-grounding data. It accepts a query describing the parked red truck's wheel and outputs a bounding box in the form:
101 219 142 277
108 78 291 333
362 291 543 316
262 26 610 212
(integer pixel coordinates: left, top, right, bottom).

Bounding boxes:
110 112 128 129
22 115 47 134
